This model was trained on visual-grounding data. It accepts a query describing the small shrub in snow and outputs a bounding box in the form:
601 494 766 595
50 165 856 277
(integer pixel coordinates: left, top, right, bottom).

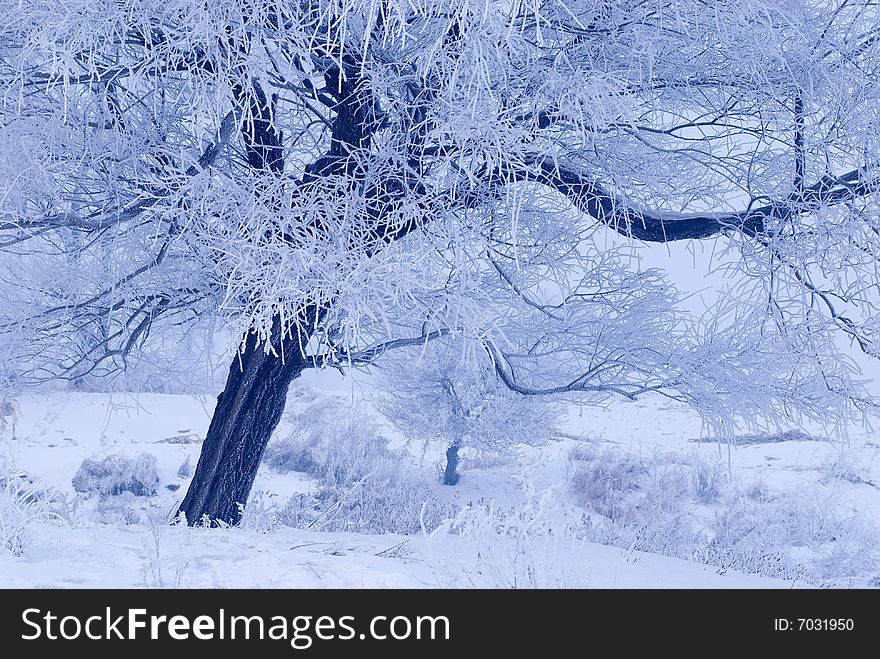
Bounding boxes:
568 446 691 523
277 458 457 535
93 492 143 526
568 447 646 513
744 478 772 503
236 490 280 533
703 491 880 582
72 453 159 498
699 499 804 580
257 401 458 534
768 491 875 556
820 452 872 487
177 457 193 478
691 459 725 505
263 401 388 486
442 490 590 588
567 445 880 584
0 472 65 555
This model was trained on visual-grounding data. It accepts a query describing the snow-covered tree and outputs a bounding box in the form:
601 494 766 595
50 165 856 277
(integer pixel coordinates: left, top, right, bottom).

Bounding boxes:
0 1 879 523
376 341 561 485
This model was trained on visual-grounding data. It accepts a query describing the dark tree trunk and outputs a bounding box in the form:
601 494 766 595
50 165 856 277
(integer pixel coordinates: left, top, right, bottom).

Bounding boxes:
176 38 391 525
176 66 305 526
443 439 462 486
177 308 319 525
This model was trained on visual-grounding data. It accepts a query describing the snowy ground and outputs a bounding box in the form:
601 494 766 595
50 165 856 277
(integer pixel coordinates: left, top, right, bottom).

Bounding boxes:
2 370 880 588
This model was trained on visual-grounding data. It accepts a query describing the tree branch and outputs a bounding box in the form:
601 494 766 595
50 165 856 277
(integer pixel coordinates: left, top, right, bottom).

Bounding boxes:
305 327 452 370
497 157 879 243
483 341 661 400
0 108 240 233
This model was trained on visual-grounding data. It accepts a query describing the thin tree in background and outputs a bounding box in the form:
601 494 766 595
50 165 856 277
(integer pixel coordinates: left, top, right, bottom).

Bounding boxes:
376 341 561 485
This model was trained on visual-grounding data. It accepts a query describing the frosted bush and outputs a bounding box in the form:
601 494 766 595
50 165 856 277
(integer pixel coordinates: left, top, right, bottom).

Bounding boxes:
702 491 879 582
72 453 159 498
567 445 880 584
236 490 281 533
692 459 725 505
258 400 458 534
263 401 388 486
768 492 878 564
93 492 143 526
0 474 42 554
699 500 805 580
820 452 872 487
0 471 66 555
278 458 458 535
441 489 590 588
177 457 193 479
568 447 691 524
